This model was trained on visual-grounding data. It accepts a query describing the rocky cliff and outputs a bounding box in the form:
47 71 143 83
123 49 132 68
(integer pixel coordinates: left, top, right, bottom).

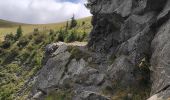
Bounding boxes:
30 0 170 100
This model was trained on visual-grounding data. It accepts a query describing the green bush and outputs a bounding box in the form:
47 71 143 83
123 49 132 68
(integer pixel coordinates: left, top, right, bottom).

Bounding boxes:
15 26 23 40
68 46 90 60
0 33 16 49
33 28 39 35
49 29 54 35
56 28 88 43
70 15 77 29
64 32 76 42
1 41 11 49
28 34 33 40
4 33 15 42
33 33 46 44
19 49 30 62
17 36 29 48
3 47 20 64
0 47 4 54
26 43 35 51
57 30 66 42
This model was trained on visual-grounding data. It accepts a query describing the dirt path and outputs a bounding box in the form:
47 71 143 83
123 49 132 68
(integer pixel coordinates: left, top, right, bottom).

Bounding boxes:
66 41 87 46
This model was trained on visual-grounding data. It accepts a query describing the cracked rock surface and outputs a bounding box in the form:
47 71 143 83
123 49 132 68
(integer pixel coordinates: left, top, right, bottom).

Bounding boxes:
30 0 170 100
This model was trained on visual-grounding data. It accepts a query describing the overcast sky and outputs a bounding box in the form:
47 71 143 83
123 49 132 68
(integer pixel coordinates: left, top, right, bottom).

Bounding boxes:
0 0 91 24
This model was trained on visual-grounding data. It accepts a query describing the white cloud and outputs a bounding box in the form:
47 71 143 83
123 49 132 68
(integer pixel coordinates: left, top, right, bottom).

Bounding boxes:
0 0 91 24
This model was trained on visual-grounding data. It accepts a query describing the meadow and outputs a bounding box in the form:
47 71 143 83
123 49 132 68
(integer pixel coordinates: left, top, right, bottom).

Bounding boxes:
0 17 92 40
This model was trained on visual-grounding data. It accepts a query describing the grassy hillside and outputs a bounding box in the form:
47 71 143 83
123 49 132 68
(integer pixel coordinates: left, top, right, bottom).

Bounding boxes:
0 17 92 100
0 17 92 40
0 19 25 27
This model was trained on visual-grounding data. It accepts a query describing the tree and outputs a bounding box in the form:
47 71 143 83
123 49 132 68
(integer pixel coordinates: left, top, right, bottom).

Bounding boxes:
15 26 22 40
82 21 85 25
65 21 69 31
70 14 77 29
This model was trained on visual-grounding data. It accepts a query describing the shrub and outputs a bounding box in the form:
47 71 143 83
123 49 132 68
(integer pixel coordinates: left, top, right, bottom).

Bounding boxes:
15 26 23 40
0 47 4 54
57 30 66 42
1 33 16 49
4 33 15 42
33 33 46 44
80 32 87 41
34 28 39 32
70 15 77 29
28 34 33 40
1 41 11 49
17 36 29 48
82 21 85 25
33 28 39 35
3 46 19 64
26 44 35 51
68 46 90 60
64 32 76 43
49 29 54 35
6 63 21 73
19 49 31 62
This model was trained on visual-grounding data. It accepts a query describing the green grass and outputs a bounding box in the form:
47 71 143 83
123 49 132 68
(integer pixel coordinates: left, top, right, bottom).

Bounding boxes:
0 17 92 40
45 90 73 100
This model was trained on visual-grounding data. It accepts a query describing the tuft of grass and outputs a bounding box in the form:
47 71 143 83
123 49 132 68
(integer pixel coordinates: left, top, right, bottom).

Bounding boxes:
102 76 151 100
68 46 90 61
45 90 73 100
109 54 117 65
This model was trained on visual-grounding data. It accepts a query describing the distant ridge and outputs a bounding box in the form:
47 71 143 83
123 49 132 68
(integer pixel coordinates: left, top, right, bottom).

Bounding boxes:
0 16 92 40
0 16 92 28
0 19 26 28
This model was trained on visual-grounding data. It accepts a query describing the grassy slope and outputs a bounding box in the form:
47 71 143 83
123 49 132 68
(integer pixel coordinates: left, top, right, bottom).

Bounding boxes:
0 17 92 100
0 19 25 27
0 17 92 40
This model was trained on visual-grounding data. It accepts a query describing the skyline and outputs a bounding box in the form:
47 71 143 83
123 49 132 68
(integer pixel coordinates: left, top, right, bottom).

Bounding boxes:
0 0 91 24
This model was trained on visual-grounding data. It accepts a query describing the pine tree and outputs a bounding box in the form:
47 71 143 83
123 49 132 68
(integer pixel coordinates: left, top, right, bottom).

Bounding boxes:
70 14 77 29
65 21 69 30
15 26 22 40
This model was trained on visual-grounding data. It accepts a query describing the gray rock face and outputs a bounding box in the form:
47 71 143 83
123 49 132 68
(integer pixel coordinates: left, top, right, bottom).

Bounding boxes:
31 44 111 100
35 45 71 91
30 0 170 99
107 56 135 87
87 0 170 99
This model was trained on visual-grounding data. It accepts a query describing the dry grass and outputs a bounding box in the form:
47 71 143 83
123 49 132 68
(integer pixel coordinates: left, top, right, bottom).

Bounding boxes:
0 17 92 40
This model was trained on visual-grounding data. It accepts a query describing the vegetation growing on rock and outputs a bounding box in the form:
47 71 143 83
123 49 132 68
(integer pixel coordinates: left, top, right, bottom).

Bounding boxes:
0 17 91 99
45 89 73 100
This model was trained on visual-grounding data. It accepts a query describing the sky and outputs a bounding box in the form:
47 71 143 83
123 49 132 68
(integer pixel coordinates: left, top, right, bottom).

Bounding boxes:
0 0 91 24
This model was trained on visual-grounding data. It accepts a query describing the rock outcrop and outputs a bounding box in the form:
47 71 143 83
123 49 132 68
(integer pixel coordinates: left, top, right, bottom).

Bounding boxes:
87 0 170 99
30 44 112 100
30 0 170 100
